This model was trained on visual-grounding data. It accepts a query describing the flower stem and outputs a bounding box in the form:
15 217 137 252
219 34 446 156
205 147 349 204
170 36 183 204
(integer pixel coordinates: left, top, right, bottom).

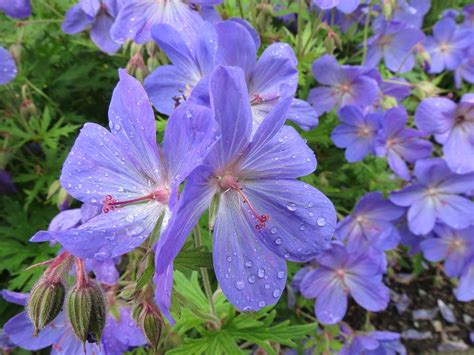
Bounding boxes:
237 0 245 19
193 226 218 320
296 0 306 58
361 4 372 65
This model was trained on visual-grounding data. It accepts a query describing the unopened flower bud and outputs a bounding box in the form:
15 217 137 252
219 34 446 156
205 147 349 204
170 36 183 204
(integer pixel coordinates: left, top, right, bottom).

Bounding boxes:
9 44 22 63
67 281 106 344
140 303 164 349
414 81 442 100
381 95 398 110
27 279 65 336
382 0 396 19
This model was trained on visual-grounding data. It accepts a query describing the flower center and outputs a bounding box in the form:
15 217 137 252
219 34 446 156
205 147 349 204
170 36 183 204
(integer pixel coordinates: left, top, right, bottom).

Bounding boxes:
336 268 345 278
339 83 351 94
439 42 450 53
449 238 464 253
102 189 169 213
217 175 269 230
172 84 193 109
356 125 372 137
378 35 393 47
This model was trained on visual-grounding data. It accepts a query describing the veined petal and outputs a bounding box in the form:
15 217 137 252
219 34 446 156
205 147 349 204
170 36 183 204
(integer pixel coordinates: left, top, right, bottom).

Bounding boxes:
215 21 257 80
1 290 28 306
345 274 389 311
243 179 335 262
154 262 175 324
443 125 474 174
315 277 348 324
111 0 203 45
240 125 316 179
46 203 164 260
307 86 338 115
286 99 319 131
436 194 474 229
207 66 252 169
79 0 100 17
213 191 287 311
407 199 437 235
300 268 336 299
415 97 456 135
163 104 219 189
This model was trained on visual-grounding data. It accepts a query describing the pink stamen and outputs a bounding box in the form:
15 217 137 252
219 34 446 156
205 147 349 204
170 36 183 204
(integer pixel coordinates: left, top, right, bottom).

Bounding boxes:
251 94 264 105
102 190 168 213
236 188 270 230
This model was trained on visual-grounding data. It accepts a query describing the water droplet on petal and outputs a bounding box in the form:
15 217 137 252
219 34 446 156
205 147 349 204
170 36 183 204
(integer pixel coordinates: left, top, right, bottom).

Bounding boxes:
277 271 285 279
245 260 253 268
235 281 245 290
257 268 265 278
274 237 282 245
317 217 326 226
258 301 266 307
286 202 297 211
248 275 256 284
226 256 232 263
272 288 281 298
270 227 278 234
264 283 270 289
299 224 306 231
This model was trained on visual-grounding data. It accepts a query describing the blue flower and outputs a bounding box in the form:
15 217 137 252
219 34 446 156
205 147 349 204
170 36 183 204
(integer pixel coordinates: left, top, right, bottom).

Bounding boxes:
0 47 17 85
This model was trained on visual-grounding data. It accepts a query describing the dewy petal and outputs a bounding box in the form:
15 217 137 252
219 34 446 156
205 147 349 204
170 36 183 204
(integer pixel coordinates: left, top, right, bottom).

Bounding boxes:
213 191 287 311
49 203 164 260
243 179 335 262
315 277 348 325
345 274 389 312
163 104 219 190
0 47 17 85
111 0 203 45
415 97 456 135
154 262 175 324
240 125 316 179
207 66 252 169
90 13 122 54
215 21 257 80
61 4 93 35
4 312 63 351
300 268 336 299
286 99 319 131
249 42 298 96
154 166 216 275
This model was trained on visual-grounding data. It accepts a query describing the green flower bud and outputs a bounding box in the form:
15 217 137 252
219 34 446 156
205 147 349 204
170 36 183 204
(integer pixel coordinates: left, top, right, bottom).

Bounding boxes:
381 95 398 110
140 303 164 349
67 281 106 344
27 280 65 336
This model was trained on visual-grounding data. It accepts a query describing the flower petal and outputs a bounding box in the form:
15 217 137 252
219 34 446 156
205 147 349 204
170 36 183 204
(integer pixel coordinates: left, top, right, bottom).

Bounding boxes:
300 268 335 299
315 278 348 324
436 194 474 229
61 5 93 35
47 203 164 259
207 66 252 169
286 99 319 131
240 125 316 179
407 199 437 235
1 290 28 306
243 179 335 262
0 47 17 85
213 191 287 311
154 262 175 324
415 97 456 135
346 274 389 311
90 13 121 54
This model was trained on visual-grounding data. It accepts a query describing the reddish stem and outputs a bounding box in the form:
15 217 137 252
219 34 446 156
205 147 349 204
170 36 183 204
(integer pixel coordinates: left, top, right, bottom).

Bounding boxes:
75 258 88 287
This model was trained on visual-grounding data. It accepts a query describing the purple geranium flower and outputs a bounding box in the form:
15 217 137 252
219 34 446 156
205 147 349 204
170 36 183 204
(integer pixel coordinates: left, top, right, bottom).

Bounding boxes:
331 105 381 162
0 0 31 18
420 225 474 278
307 55 379 115
154 66 336 311
312 0 360 14
62 0 123 54
110 0 222 45
375 107 433 181
365 20 425 73
415 94 474 174
424 18 472 73
390 158 474 235
391 0 431 29
0 47 17 85
461 4 474 30
145 20 317 131
336 192 404 253
300 243 389 325
31 69 219 262
2 290 145 354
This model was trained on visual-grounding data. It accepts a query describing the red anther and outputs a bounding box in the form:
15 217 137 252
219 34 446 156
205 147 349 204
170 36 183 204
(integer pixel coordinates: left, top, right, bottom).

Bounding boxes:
251 94 264 105
236 188 270 230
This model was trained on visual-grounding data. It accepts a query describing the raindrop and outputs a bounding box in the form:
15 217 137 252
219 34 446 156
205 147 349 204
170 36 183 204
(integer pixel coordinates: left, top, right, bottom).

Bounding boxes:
257 268 265 278
270 227 278 234
258 301 266 308
235 281 245 290
226 256 232 263
299 224 306 231
185 110 192 118
264 283 270 289
317 217 326 226
286 202 297 211
272 288 281 298
126 215 134 223
114 123 121 131
274 238 282 245
277 271 285 279
245 260 253 268
248 275 256 284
